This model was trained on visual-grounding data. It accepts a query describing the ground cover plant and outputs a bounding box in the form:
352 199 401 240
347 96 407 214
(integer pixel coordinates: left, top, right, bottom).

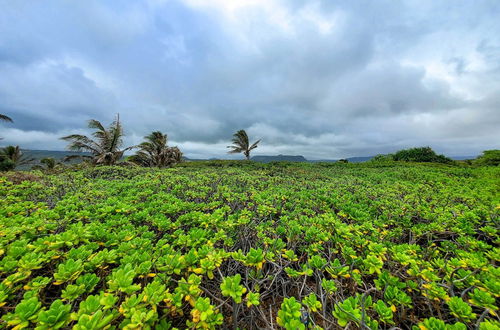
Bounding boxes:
0 162 499 329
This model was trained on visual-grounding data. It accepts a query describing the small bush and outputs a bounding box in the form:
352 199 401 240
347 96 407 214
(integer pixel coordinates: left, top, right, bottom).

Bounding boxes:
3 171 41 184
0 159 15 171
371 154 394 162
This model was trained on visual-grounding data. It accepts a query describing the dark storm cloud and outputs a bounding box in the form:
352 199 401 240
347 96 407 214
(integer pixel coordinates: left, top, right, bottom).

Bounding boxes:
0 60 117 132
1 0 499 158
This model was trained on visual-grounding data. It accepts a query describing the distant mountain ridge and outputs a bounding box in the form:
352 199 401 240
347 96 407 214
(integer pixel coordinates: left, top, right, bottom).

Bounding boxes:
251 155 373 163
14 149 89 169
308 156 374 163
22 149 90 161
251 155 307 163
251 154 476 163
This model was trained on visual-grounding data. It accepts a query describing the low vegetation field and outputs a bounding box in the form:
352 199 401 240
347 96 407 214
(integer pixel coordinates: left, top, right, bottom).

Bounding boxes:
1 162 499 329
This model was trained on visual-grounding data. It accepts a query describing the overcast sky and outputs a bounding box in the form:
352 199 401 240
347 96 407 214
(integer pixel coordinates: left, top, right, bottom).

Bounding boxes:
1 0 499 159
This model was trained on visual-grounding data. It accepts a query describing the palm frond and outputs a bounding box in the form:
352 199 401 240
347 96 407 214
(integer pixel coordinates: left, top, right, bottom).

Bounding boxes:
226 130 260 159
87 119 106 132
60 134 101 154
108 114 123 152
249 139 261 151
131 131 181 167
61 115 132 166
0 114 13 122
88 119 111 150
227 146 245 153
122 145 137 152
0 145 34 168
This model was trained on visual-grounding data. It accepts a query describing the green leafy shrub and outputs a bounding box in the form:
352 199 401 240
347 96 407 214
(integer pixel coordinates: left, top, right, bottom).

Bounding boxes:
37 300 71 329
277 297 304 330
53 259 84 285
375 300 394 325
220 274 247 303
2 296 41 328
73 310 116 330
107 264 141 294
468 289 497 311
246 291 260 307
332 296 362 327
413 317 466 330
392 146 453 163
187 297 223 329
475 149 500 166
302 293 322 313
447 297 476 322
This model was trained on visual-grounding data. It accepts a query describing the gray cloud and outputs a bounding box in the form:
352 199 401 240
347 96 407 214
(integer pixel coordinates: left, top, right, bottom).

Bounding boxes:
1 0 499 159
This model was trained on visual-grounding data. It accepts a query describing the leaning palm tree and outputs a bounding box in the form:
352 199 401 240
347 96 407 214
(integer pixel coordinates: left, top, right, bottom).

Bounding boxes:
0 146 34 169
60 114 134 166
227 129 260 160
129 131 183 167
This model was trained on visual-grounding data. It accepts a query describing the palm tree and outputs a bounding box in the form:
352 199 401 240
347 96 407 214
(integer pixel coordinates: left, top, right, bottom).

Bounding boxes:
129 131 183 167
32 157 61 171
60 114 134 166
0 146 34 169
227 129 260 160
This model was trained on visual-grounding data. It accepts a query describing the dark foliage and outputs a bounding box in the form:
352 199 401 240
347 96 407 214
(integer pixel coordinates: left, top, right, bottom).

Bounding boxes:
227 130 260 160
392 147 453 164
129 131 183 167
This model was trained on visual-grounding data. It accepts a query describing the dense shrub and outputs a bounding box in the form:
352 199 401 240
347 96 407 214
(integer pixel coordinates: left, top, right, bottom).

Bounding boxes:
371 154 394 162
475 149 500 166
0 158 15 171
392 147 453 164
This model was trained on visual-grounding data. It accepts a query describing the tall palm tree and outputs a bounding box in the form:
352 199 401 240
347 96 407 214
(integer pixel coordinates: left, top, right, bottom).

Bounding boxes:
227 129 260 160
129 131 183 167
0 146 34 169
60 114 134 166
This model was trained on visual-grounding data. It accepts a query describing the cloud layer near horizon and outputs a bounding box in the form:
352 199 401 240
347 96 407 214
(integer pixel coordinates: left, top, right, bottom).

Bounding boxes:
1 0 499 159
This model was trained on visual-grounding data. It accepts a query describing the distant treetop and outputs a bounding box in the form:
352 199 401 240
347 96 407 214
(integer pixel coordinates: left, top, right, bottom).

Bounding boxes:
372 147 453 164
475 150 500 166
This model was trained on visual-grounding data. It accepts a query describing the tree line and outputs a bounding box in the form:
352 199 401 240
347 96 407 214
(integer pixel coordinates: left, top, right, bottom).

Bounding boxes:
2 112 499 170
0 113 261 170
